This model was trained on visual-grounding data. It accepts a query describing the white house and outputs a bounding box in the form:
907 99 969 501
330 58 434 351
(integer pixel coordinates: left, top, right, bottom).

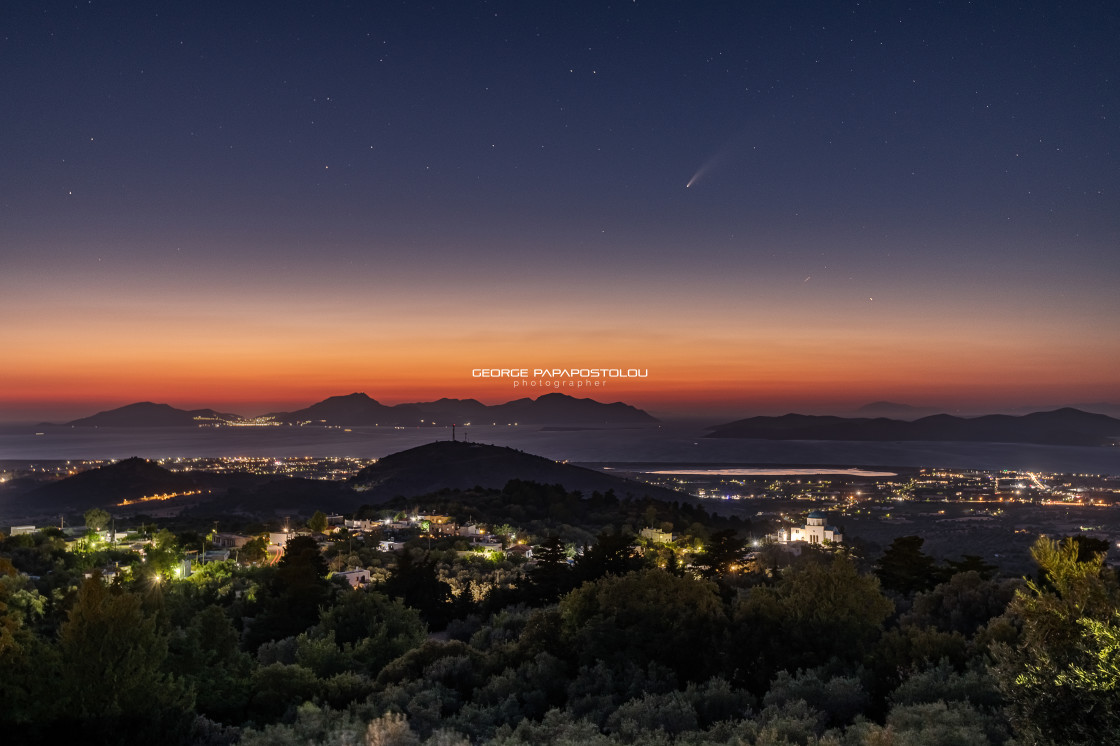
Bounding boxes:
470 536 503 552
640 527 673 544
334 568 371 588
215 532 252 549
779 511 842 545
508 544 533 560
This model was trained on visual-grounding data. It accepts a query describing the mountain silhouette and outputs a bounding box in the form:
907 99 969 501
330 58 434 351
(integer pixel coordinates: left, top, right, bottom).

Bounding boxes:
347 440 682 503
60 393 656 428
271 392 656 426
706 408 1120 447
67 402 239 427
29 457 201 510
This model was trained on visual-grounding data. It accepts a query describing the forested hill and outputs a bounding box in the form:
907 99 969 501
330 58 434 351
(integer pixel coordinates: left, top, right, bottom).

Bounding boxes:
3 443 689 522
348 440 686 504
362 478 737 542
28 457 201 510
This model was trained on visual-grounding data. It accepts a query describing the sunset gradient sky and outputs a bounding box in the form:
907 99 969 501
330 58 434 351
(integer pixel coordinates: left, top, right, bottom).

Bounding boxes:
2 1 1117 422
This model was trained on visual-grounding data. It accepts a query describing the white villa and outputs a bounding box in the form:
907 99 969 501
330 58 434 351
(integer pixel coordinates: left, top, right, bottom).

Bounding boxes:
334 568 372 588
777 510 842 545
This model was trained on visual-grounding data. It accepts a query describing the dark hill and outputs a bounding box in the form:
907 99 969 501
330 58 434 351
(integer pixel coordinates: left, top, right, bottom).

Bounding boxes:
707 408 1120 447
489 393 656 425
193 477 357 516
348 440 685 503
272 392 397 425
272 392 657 427
29 457 202 510
67 402 239 427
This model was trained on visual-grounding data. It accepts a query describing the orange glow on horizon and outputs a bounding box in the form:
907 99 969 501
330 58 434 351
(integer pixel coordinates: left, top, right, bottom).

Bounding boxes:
2 268 1116 422
3 346 1116 422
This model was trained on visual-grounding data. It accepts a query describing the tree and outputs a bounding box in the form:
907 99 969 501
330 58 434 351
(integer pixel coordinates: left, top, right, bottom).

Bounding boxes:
890 659 1005 712
902 571 1021 636
523 536 572 604
573 530 641 583
696 529 746 579
490 523 517 547
763 668 869 729
0 558 54 727
83 507 111 533
946 554 999 579
241 535 269 564
732 555 894 692
243 535 332 649
558 568 727 682
847 701 1006 746
166 604 253 723
1068 534 1112 565
311 590 426 676
365 712 422 746
875 535 945 595
308 510 329 534
605 690 699 740
245 663 320 724
992 536 1120 745
383 551 454 629
278 534 331 580
0 557 26 656
144 528 183 578
56 574 192 742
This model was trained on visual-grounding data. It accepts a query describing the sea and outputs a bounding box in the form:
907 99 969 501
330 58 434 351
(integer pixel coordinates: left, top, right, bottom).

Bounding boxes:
2 423 1119 474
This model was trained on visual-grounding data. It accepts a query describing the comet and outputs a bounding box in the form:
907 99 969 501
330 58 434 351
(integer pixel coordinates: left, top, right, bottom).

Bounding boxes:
685 140 745 189
686 125 766 188
685 158 718 189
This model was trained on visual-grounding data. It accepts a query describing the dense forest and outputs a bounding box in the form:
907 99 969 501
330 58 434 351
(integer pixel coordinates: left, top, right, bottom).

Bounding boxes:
1 480 1118 745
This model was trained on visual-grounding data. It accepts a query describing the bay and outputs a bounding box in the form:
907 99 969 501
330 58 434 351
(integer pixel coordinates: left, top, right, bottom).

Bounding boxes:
1 424 1118 474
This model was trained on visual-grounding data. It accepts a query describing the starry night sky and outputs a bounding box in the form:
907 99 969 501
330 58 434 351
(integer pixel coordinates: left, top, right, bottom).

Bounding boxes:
2 1 1117 421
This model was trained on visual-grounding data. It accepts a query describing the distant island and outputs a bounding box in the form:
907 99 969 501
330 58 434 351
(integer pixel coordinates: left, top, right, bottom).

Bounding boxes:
60 392 658 428
706 407 1120 447
50 400 1120 447
65 402 242 427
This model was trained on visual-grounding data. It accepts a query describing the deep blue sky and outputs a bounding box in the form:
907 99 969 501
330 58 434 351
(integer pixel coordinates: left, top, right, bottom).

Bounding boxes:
2 1 1118 420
